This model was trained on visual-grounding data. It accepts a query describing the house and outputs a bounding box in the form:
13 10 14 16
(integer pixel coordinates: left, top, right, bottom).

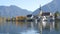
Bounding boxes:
26 14 34 22
27 14 34 19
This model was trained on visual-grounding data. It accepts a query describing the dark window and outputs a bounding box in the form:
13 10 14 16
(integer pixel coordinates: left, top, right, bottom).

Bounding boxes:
41 12 50 16
27 14 32 17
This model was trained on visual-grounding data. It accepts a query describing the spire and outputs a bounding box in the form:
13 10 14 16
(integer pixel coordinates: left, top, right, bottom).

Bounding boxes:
39 5 41 11
38 5 43 16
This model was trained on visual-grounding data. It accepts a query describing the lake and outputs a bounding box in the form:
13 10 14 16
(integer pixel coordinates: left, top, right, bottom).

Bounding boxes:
0 21 60 34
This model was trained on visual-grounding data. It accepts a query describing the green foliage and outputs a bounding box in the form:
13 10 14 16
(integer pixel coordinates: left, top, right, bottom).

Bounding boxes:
55 11 60 18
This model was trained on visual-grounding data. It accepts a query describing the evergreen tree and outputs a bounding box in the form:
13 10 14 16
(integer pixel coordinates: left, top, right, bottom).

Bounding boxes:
55 11 59 18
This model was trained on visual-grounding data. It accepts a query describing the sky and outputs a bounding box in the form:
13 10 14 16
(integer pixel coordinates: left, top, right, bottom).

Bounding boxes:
0 0 53 12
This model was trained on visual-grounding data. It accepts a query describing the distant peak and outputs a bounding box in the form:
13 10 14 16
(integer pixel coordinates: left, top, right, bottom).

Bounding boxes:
10 5 17 7
9 5 21 9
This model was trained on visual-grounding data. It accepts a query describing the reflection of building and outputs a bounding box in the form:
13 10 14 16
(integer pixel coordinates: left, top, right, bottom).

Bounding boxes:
15 21 27 27
50 21 55 31
15 21 32 30
16 21 24 26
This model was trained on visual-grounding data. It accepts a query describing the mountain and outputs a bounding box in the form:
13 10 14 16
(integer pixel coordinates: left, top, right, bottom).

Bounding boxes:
0 5 32 17
32 0 60 15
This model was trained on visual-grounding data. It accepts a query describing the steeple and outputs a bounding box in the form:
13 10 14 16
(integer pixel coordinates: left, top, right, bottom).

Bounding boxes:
38 5 43 16
39 5 41 11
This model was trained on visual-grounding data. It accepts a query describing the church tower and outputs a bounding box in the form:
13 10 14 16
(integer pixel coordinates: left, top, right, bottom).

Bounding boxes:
38 5 43 16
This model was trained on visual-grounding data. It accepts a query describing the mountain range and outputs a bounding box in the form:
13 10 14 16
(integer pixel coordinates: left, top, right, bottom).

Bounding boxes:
0 5 32 17
0 0 59 17
32 0 60 15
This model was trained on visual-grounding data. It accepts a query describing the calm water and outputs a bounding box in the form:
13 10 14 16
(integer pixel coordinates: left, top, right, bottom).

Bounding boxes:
0 21 60 34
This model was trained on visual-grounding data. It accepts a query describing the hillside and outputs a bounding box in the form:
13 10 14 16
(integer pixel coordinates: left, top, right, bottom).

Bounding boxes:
0 5 32 17
32 0 60 15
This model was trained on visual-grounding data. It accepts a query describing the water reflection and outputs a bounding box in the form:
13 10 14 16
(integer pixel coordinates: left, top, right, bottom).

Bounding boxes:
55 21 60 31
0 20 60 34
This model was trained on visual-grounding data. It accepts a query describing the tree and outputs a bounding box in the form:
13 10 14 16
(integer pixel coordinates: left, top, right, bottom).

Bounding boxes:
55 11 60 18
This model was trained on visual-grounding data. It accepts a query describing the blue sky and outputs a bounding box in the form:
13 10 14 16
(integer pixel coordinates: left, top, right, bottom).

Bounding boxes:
0 0 53 12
